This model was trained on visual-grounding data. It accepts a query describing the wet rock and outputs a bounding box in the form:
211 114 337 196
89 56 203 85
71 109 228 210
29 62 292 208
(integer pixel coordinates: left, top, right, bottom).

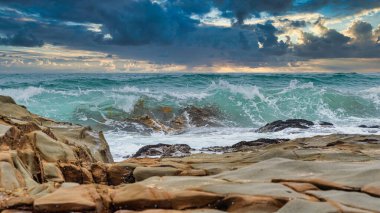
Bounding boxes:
127 115 173 133
132 143 191 158
257 119 314 133
231 138 289 149
319 121 334 126
181 106 222 127
359 124 380 128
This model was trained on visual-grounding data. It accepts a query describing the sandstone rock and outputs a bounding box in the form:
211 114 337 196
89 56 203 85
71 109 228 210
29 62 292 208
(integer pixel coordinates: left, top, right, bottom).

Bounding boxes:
257 119 314 133
132 144 191 158
106 163 135 185
32 131 76 163
34 185 103 213
219 195 286 212
306 190 380 212
111 184 222 210
0 161 25 190
41 163 64 183
133 166 181 181
277 199 338 213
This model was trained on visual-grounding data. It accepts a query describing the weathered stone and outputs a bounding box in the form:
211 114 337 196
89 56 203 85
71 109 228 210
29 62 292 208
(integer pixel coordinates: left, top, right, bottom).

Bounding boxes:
42 162 64 183
132 143 191 158
257 119 314 133
32 131 76 163
0 161 25 190
133 167 181 182
277 199 338 213
306 190 380 212
106 163 134 185
34 185 103 213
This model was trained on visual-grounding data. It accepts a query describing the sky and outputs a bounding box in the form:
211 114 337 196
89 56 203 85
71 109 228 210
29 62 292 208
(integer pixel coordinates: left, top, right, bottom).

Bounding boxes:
0 0 379 73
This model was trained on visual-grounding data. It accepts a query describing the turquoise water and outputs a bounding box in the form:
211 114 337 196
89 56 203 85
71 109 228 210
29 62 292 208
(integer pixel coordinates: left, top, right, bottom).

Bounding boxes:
1 73 380 160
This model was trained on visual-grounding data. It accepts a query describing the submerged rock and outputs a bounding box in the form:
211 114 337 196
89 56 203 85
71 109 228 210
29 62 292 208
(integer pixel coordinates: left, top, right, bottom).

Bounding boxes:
257 119 315 133
232 138 289 149
181 105 222 127
132 143 191 158
359 124 380 128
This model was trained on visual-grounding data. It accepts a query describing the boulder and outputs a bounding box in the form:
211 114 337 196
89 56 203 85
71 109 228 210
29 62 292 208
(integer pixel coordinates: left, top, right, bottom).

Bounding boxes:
231 138 289 149
133 166 181 181
257 119 314 133
180 106 221 127
132 143 191 158
33 185 104 213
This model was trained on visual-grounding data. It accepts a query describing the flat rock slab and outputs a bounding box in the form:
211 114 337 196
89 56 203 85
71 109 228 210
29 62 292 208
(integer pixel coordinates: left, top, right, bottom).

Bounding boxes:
307 190 380 212
199 182 309 200
277 199 338 213
214 158 380 189
34 185 103 212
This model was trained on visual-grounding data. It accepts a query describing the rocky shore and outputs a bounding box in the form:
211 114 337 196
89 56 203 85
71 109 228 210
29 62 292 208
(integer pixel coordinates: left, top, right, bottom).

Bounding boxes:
1 95 380 212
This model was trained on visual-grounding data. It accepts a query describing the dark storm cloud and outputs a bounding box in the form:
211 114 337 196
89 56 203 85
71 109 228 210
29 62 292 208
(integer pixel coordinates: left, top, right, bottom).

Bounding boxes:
212 0 294 24
296 0 380 16
0 0 379 68
295 21 380 58
0 31 43 47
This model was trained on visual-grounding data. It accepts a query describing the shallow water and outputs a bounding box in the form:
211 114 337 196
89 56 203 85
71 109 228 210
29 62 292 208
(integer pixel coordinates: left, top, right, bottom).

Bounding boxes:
1 73 380 161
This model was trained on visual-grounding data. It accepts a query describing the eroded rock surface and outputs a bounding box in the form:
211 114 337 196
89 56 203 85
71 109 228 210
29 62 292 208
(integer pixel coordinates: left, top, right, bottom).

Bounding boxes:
2 95 380 212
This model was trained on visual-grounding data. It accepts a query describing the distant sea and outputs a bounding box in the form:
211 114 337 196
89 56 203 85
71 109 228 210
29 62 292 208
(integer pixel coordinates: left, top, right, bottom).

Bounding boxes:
1 73 380 161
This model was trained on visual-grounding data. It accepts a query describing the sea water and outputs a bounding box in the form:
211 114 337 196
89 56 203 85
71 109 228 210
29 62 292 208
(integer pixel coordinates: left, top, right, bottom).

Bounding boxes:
1 73 380 161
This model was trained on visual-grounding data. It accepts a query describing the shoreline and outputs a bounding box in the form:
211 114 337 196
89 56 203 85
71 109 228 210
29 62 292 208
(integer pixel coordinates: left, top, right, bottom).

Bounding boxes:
1 95 380 212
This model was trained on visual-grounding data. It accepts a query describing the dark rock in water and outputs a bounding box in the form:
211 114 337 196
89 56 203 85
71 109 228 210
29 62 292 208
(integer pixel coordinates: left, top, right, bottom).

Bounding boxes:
127 115 173 133
132 143 191 158
201 138 289 153
181 105 222 127
359 125 380 128
232 138 290 149
257 119 314 133
319 121 334 126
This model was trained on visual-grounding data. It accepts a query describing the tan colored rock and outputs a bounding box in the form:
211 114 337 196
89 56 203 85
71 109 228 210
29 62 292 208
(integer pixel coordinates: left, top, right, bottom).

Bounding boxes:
106 163 134 185
42 162 64 183
277 199 338 213
32 131 76 163
33 185 103 213
200 182 310 200
220 195 286 212
133 167 181 181
307 190 380 212
91 163 108 184
111 184 172 210
0 161 25 190
281 182 319 192
361 181 380 197
111 183 222 210
59 163 84 184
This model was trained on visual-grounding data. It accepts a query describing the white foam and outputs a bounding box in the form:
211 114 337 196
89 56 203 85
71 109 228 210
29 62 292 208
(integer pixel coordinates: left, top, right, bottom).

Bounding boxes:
105 125 380 162
0 86 46 103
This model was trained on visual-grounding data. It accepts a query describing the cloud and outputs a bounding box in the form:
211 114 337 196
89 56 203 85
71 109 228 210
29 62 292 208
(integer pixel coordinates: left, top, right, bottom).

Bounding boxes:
295 20 380 58
0 0 379 72
0 31 43 47
347 20 373 44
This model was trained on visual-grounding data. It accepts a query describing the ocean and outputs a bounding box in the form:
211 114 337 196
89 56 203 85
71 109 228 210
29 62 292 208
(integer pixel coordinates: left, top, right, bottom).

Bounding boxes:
1 73 380 161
